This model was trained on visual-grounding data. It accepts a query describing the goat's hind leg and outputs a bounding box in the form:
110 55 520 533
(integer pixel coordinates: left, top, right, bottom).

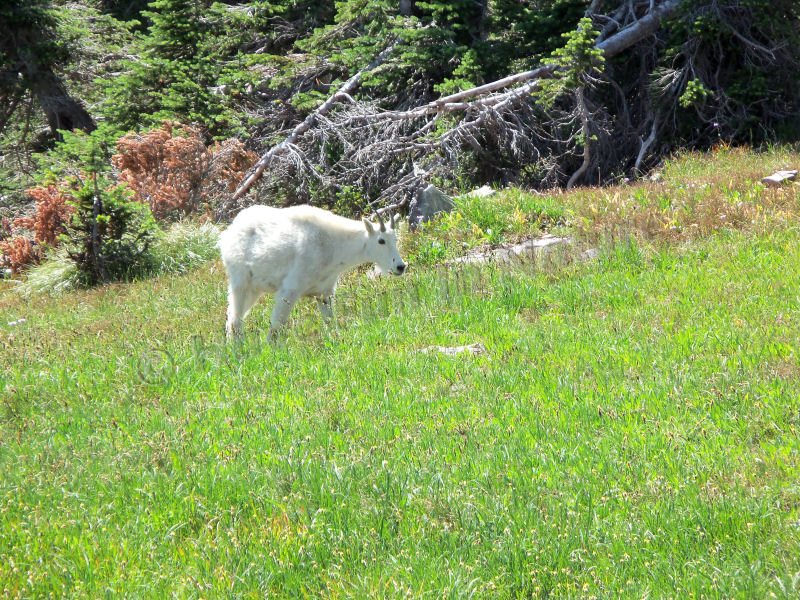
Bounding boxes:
268 283 300 337
226 278 260 340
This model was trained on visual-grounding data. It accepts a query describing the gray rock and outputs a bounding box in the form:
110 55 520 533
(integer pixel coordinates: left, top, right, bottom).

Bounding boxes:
409 184 454 231
466 185 495 198
449 234 571 265
580 248 600 261
761 170 797 187
419 343 487 357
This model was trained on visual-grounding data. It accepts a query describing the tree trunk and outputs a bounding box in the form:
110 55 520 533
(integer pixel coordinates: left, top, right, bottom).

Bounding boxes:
567 87 592 189
469 0 488 45
595 0 680 56
30 70 96 134
2 3 97 136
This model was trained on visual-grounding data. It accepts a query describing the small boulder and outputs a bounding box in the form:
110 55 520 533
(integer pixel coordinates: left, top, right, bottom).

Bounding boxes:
409 184 454 231
761 170 797 187
419 343 487 357
467 185 495 198
580 248 600 262
448 234 571 265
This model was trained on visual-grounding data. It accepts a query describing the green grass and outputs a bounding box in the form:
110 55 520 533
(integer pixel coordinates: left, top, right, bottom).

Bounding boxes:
13 221 221 296
404 188 570 266
2 147 800 598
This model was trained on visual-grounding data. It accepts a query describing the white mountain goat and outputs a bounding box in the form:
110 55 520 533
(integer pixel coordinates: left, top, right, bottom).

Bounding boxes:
219 204 406 338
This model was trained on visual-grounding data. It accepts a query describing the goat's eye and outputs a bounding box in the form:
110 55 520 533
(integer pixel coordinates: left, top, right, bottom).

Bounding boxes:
378 238 386 245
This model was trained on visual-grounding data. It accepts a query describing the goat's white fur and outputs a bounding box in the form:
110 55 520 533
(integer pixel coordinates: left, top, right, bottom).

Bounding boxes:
219 204 406 338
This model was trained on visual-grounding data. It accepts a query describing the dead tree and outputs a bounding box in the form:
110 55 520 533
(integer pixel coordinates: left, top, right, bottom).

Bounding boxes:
225 0 795 218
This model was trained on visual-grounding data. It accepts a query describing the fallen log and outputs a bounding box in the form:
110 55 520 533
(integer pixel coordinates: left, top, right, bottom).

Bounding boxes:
226 0 682 214
222 41 399 215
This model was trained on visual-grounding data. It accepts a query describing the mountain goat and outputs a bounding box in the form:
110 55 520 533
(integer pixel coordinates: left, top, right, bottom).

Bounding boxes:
219 204 406 338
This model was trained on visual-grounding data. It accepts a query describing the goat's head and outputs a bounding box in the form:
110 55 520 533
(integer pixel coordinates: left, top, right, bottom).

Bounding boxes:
362 210 407 276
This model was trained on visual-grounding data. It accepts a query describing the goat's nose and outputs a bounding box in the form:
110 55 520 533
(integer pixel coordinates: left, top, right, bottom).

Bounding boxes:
396 263 406 274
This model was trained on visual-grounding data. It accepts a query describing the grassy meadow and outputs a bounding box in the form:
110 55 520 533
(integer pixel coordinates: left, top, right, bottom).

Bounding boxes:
1 146 800 598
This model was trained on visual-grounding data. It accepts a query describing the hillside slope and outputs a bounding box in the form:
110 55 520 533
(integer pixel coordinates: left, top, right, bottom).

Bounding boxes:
1 147 799 598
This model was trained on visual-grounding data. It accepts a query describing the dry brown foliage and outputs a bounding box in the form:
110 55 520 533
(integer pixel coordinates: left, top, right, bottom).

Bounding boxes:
207 138 260 196
113 122 257 220
0 236 40 273
114 122 209 219
0 184 75 273
17 184 74 245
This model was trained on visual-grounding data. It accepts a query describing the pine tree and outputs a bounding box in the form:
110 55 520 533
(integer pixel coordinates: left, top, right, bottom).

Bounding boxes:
296 0 588 105
102 0 248 136
66 175 156 284
0 0 95 135
47 127 157 284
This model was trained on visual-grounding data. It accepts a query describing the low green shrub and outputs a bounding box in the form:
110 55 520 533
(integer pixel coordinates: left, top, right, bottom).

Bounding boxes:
148 221 221 275
17 221 220 295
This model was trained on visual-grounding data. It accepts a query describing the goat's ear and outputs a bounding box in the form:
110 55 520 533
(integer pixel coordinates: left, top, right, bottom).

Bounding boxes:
362 218 375 234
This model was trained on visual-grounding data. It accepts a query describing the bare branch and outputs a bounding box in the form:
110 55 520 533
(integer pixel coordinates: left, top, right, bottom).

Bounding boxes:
223 41 400 211
567 88 592 189
595 0 680 56
635 114 659 172
224 0 684 217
